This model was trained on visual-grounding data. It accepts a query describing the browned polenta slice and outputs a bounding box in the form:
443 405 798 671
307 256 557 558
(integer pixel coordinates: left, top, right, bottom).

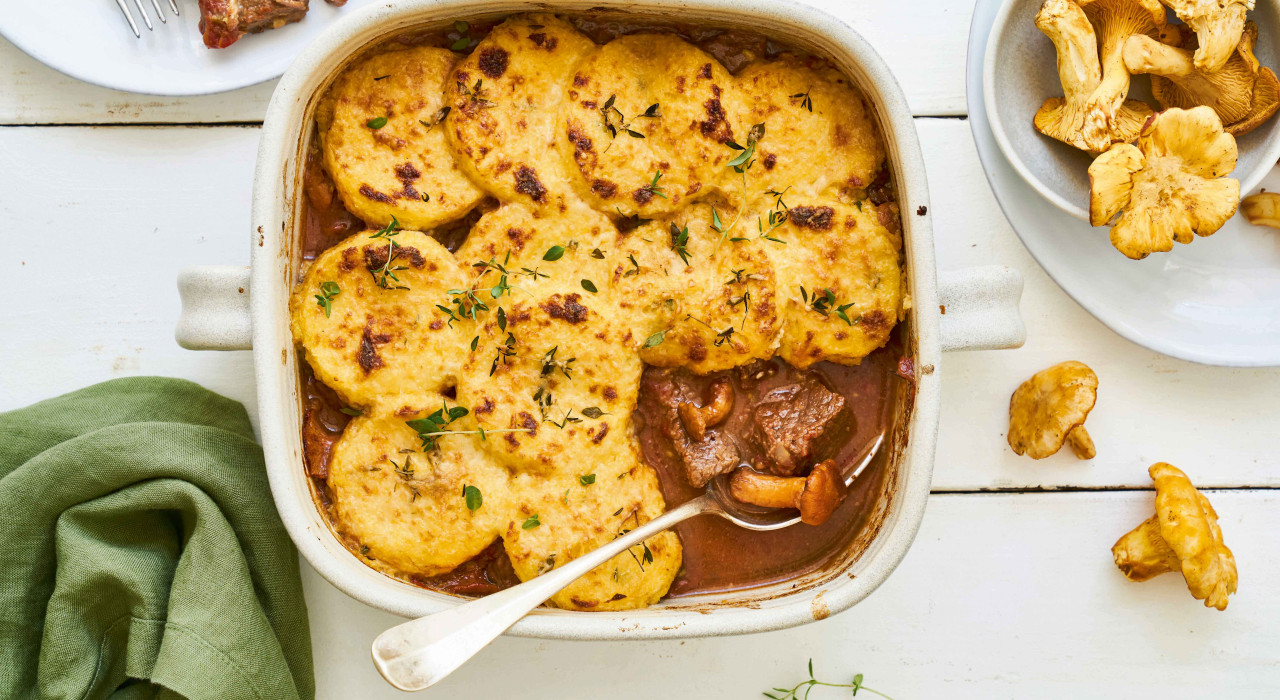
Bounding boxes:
454 200 616 285
445 14 597 210
319 46 485 230
502 441 681 611
558 34 743 218
768 199 904 368
614 203 782 374
455 278 641 474
289 229 472 414
327 416 513 577
732 56 887 205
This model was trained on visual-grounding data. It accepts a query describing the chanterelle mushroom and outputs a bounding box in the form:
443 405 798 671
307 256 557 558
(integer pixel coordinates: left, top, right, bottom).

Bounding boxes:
728 460 848 526
1089 106 1240 259
1034 0 1154 153
1157 0 1254 73
1079 0 1166 144
1112 463 1237 610
1008 361 1098 460
1241 192 1280 228
1124 22 1280 136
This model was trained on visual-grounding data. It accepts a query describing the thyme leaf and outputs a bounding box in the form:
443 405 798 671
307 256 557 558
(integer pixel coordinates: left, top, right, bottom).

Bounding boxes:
463 484 482 511
643 330 667 348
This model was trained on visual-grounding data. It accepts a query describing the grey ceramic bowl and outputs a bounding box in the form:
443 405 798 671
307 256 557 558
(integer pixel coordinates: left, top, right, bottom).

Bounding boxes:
983 0 1280 221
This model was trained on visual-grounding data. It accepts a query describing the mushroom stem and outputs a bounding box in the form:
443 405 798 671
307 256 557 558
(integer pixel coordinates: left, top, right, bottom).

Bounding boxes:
1124 35 1226 103
1038 0 1102 103
1067 426 1096 459
728 468 806 509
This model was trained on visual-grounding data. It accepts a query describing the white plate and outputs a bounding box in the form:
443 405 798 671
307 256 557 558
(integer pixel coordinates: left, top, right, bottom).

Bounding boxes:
968 0 1280 367
0 0 378 96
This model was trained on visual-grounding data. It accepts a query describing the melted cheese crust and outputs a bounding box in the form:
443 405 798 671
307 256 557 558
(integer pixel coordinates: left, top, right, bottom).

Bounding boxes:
294 13 900 610
320 46 485 230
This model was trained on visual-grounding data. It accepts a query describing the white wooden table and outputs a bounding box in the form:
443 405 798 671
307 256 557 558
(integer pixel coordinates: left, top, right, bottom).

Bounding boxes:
3 2 1278 696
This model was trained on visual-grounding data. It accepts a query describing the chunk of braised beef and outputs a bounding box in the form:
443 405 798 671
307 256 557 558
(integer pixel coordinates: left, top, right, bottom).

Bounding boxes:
640 368 741 488
199 0 309 49
750 376 847 476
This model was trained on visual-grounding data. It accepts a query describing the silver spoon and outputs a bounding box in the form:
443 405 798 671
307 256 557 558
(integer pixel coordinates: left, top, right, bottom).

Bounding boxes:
371 433 885 691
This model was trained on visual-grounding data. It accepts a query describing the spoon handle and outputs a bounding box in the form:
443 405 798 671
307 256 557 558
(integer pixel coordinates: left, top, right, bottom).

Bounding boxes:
372 495 714 691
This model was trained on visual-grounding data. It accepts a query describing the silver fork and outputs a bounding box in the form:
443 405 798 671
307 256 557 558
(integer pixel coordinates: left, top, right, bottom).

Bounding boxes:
114 0 181 38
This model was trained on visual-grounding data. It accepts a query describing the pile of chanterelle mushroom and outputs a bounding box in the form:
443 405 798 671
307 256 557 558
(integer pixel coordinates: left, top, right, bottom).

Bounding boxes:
1034 0 1280 259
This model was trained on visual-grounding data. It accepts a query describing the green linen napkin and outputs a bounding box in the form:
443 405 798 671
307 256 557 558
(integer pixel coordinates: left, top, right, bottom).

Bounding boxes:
0 377 314 700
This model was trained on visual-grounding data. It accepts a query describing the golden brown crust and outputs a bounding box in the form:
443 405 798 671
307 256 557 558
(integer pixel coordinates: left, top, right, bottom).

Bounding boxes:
445 15 598 211
320 46 485 230
293 15 902 609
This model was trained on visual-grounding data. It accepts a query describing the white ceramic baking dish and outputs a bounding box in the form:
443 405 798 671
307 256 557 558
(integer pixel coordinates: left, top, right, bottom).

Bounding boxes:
176 0 1026 640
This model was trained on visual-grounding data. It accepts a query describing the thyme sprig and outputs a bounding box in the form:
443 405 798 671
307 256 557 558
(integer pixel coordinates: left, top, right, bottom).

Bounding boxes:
713 123 767 251
751 187 791 244
600 96 659 145
406 400 531 452
800 286 860 326
686 314 736 347
314 281 340 317
490 332 517 375
458 77 494 109
669 223 692 266
640 170 667 200
540 346 576 379
370 217 408 290
763 660 894 700
790 88 814 112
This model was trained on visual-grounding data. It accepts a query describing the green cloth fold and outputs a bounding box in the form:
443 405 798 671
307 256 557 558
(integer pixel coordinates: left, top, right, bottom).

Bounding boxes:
0 377 314 700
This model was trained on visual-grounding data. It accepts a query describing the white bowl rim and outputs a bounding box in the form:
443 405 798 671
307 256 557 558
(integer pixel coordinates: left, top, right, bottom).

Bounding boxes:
981 0 1280 223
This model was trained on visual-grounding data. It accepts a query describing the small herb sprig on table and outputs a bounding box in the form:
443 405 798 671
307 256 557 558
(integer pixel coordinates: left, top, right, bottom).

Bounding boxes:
763 660 894 700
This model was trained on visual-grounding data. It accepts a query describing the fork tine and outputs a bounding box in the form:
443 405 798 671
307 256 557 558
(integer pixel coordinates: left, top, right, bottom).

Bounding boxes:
115 0 141 37
131 0 153 30
149 0 167 23
169 0 179 15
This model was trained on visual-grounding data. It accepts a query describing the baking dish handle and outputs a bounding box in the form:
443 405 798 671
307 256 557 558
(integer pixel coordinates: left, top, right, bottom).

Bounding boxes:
175 266 252 351
937 266 1025 352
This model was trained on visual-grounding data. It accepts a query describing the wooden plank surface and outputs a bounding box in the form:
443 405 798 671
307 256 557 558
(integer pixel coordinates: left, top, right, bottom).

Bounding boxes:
0 0 971 124
4 123 1276 491
304 491 1278 699
3 5 1277 692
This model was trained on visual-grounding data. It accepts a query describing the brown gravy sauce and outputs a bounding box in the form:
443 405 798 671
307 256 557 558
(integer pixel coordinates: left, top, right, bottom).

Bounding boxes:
635 350 905 596
297 15 906 600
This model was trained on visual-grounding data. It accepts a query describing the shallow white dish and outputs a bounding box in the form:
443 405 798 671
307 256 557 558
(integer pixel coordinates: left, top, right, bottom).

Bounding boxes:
983 0 1280 221
176 0 1025 640
0 0 375 96
970 0 1280 367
